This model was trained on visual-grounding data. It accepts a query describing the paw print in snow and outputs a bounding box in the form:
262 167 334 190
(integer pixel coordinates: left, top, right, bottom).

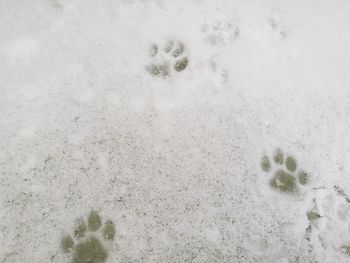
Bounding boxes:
146 39 189 77
208 56 228 84
261 148 310 193
267 9 289 40
61 210 115 263
201 21 239 46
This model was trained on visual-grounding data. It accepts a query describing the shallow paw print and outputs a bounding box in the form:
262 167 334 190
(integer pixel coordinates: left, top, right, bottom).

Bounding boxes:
261 148 310 193
267 13 288 39
61 210 116 263
208 56 228 84
201 21 239 46
146 39 189 77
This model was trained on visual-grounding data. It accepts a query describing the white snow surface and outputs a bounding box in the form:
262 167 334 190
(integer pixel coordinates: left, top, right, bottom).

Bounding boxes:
1 0 350 262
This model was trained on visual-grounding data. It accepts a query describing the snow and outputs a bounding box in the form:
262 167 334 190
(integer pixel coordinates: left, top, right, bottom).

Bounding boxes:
1 0 350 262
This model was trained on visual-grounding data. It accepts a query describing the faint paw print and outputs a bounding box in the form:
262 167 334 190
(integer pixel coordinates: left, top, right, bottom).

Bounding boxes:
146 39 189 77
261 148 310 193
208 56 228 84
201 21 239 46
61 210 115 263
267 9 289 40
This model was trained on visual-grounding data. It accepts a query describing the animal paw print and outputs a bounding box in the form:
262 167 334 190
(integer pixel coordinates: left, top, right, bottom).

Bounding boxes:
208 56 228 84
261 148 310 193
201 21 239 46
146 39 189 77
267 9 289 40
267 17 288 39
61 211 116 263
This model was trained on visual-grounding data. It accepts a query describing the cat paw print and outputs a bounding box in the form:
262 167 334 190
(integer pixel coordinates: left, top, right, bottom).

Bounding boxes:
267 17 288 39
267 9 289 40
201 21 239 46
61 210 116 263
261 148 310 193
146 39 189 77
208 56 228 84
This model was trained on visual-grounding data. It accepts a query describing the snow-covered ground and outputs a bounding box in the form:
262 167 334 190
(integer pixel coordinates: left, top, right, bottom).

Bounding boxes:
1 0 350 262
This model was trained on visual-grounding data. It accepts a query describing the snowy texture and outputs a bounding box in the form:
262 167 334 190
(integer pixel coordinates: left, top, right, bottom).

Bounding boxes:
1 0 350 262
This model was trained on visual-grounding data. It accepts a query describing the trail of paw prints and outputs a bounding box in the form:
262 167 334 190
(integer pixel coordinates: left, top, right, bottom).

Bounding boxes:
61 210 115 263
200 20 239 46
261 148 310 194
146 39 189 77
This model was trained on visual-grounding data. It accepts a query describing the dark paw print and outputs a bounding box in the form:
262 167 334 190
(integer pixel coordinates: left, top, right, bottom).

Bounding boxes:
146 39 189 77
61 211 115 263
261 148 310 193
